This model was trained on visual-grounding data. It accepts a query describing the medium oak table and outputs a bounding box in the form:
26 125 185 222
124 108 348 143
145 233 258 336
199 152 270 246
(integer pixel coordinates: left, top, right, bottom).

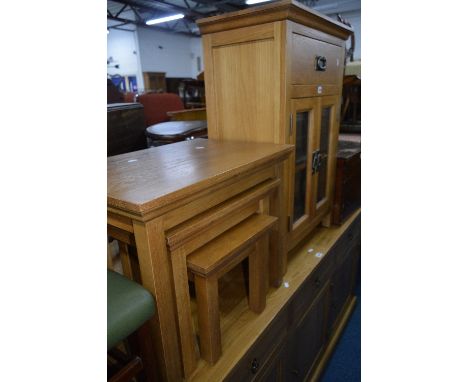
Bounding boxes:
107 139 293 381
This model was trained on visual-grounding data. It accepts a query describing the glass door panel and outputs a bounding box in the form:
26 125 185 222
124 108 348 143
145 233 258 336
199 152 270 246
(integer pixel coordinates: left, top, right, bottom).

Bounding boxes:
313 96 340 214
316 107 331 204
293 111 309 223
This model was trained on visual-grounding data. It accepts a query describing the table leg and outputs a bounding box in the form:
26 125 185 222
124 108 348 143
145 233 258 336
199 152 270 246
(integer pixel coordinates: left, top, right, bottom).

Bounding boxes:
249 234 268 313
194 274 221 364
268 164 287 286
170 247 199 377
133 218 183 382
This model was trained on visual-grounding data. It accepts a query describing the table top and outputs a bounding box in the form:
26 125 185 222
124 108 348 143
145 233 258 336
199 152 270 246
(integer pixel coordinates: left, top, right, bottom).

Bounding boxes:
108 138 293 215
146 121 207 137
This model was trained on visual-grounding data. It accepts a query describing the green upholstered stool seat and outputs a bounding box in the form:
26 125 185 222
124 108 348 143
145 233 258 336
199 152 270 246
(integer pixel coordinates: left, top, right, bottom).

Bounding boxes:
107 270 155 350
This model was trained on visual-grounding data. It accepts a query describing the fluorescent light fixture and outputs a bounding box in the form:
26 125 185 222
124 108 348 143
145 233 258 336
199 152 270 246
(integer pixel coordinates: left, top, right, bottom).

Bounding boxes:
146 13 184 25
245 0 272 5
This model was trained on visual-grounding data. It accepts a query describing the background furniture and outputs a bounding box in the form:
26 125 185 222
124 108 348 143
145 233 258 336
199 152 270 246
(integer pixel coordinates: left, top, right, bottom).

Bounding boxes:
166 77 192 96
167 108 207 121
107 270 158 382
107 103 147 157
136 92 184 127
198 0 353 253
107 139 293 380
166 78 206 109
143 72 166 92
180 79 205 109
107 79 124 103
332 139 361 225
340 74 361 133
146 120 207 146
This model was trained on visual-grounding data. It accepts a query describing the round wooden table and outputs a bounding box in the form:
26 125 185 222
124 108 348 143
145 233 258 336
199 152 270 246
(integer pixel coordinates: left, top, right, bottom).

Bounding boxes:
146 120 208 146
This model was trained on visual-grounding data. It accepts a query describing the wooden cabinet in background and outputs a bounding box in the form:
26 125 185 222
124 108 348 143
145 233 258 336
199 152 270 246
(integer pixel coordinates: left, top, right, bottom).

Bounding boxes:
143 71 166 92
198 0 353 253
332 139 361 225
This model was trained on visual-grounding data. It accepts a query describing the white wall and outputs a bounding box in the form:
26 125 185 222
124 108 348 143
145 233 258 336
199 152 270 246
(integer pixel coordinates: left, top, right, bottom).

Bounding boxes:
190 37 204 79
106 28 144 91
137 27 202 79
314 0 361 61
339 10 361 61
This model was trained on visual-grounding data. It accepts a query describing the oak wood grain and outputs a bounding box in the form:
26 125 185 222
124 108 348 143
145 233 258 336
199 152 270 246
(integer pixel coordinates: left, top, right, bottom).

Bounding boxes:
167 179 279 251
194 274 221 364
201 1 350 251
196 0 353 40
187 214 277 275
132 218 183 381
108 139 293 216
188 209 360 381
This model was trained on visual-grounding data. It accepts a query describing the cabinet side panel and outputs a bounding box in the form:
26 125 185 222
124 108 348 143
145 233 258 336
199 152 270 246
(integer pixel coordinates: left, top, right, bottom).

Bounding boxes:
210 39 280 143
203 34 220 140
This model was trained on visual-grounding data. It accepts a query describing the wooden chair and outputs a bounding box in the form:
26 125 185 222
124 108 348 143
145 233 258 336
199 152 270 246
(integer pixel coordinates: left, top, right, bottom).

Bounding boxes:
187 213 278 364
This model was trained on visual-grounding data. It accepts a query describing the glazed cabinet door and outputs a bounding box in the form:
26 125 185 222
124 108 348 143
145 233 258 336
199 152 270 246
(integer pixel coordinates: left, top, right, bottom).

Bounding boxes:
313 95 341 218
289 98 320 237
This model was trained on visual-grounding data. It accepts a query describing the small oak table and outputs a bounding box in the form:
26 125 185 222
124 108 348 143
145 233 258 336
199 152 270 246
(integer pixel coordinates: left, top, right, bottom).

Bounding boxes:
107 139 293 380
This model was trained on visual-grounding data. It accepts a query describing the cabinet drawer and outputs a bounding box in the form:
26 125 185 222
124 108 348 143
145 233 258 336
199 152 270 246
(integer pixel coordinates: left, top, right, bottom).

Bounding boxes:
289 253 334 326
332 214 361 266
291 33 343 86
226 309 287 382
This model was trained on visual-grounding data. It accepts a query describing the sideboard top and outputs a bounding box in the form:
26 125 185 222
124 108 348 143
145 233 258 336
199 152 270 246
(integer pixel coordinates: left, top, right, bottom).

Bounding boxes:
107 139 293 216
197 0 353 40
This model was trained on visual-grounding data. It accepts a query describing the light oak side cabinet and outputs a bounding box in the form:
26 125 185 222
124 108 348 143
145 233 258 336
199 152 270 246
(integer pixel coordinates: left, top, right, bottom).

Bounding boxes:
198 0 353 253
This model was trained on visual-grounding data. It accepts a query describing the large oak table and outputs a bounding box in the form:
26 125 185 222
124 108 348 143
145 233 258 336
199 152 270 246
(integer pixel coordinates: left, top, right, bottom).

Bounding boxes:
107 139 293 380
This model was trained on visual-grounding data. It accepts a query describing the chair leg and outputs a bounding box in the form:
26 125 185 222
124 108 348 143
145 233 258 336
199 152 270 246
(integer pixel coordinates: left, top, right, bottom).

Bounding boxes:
108 356 143 382
248 234 268 314
194 274 221 364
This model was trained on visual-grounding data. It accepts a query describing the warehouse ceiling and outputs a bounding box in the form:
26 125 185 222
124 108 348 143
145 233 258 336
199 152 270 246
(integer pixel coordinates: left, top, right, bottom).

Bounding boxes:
107 0 360 36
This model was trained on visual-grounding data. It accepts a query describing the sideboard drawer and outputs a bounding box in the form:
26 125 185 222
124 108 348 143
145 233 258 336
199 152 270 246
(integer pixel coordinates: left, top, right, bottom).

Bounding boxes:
226 309 287 382
291 33 342 87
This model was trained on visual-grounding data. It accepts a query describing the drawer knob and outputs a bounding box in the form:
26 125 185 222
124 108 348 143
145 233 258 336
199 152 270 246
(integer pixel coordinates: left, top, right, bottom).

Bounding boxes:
251 358 260 374
315 55 327 71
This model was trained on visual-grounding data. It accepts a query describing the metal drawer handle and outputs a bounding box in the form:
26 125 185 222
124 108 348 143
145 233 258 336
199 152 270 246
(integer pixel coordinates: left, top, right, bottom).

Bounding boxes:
251 358 260 374
315 55 327 71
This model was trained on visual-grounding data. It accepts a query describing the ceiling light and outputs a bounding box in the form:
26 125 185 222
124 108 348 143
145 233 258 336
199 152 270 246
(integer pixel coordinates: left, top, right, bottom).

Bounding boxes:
246 0 272 5
146 14 184 25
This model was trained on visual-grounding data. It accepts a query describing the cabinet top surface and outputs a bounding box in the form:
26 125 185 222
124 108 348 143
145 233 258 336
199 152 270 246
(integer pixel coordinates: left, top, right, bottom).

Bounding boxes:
107 138 293 215
196 0 353 39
